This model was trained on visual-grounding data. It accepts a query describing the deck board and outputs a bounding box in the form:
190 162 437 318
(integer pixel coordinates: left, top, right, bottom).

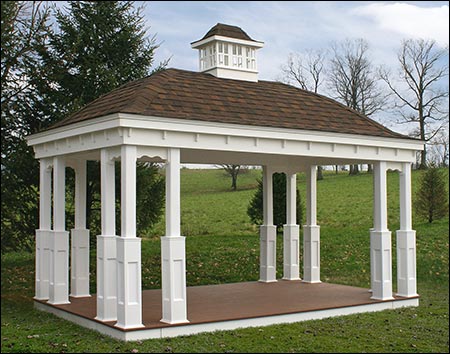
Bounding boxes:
37 281 412 332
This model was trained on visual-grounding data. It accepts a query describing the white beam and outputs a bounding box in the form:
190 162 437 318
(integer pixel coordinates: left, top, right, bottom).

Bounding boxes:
74 160 87 229
306 165 317 226
283 172 300 280
161 147 188 324
396 162 417 298
166 148 181 237
121 145 137 237
373 161 388 231
399 162 412 231
49 156 69 305
53 156 66 231
286 172 296 225
101 149 116 236
71 160 90 298
260 166 277 282
35 158 52 300
304 165 320 283
39 158 52 230
262 166 273 225
370 161 393 300
96 149 118 321
116 145 143 329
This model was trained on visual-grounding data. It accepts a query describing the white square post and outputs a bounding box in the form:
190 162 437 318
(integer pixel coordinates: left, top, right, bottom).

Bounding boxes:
70 160 90 298
370 161 394 300
259 166 277 283
283 171 300 280
96 149 118 321
396 162 418 297
115 145 144 329
303 165 321 283
161 148 189 324
48 156 70 305
35 158 52 300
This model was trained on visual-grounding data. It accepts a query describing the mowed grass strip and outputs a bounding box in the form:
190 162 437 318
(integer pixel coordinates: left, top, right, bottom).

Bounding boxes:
1 168 448 353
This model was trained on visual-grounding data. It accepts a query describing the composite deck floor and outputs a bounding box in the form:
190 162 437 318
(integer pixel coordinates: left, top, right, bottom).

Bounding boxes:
37 281 409 331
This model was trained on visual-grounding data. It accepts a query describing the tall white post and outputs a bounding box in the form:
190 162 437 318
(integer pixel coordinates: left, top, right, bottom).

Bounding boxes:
370 161 394 300
283 172 300 280
35 158 52 300
396 162 418 297
96 149 118 321
303 165 320 283
259 166 277 283
70 160 90 298
161 148 189 324
116 145 144 329
48 156 70 305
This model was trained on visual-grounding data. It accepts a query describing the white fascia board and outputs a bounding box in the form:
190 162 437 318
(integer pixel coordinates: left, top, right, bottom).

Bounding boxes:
191 35 264 49
26 113 122 146
118 114 424 151
27 113 424 152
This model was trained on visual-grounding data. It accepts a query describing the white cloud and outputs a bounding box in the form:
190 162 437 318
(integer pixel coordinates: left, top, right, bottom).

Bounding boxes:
352 2 449 47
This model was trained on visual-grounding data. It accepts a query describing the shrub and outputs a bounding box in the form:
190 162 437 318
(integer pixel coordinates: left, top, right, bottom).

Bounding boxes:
247 173 304 230
415 167 448 223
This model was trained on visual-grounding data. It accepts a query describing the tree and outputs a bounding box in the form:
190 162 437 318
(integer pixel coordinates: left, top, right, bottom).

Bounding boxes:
415 167 448 223
328 39 386 175
280 49 326 180
220 164 246 191
280 49 326 93
247 173 304 230
428 129 449 167
1 1 167 251
1 1 51 252
40 1 167 238
380 39 449 169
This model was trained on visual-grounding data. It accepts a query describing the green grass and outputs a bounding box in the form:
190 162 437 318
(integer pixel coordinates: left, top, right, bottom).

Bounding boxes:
1 168 449 353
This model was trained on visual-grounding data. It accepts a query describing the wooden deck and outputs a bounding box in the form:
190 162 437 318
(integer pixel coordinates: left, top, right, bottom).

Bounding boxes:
35 280 418 338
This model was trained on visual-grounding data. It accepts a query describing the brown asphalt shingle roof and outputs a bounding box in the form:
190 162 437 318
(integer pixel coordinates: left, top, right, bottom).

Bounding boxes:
191 23 258 44
49 68 407 139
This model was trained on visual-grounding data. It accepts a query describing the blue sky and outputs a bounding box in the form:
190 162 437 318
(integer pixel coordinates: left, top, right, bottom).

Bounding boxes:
143 1 449 82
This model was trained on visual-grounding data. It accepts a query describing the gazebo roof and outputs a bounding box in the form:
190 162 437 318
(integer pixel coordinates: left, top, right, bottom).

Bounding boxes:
49 68 406 140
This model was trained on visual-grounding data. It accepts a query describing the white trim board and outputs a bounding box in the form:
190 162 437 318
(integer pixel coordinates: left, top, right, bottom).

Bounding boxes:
35 298 419 341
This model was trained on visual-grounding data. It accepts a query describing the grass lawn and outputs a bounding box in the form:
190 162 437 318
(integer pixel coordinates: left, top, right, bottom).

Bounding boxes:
1 168 449 353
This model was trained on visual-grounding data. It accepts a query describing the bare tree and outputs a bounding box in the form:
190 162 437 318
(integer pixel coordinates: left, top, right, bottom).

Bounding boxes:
280 49 327 93
429 129 449 167
328 39 386 175
220 164 245 191
380 39 449 168
280 49 326 180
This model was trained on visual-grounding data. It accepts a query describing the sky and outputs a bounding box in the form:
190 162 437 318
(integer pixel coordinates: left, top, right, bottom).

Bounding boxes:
139 1 449 139
143 1 449 82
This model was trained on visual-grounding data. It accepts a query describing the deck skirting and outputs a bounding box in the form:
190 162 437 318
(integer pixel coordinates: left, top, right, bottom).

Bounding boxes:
34 281 419 341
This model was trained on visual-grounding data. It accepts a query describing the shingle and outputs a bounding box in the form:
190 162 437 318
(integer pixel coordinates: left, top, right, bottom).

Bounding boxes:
191 23 258 44
48 68 408 139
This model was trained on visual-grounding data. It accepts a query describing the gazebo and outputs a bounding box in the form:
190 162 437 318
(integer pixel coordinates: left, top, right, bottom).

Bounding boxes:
28 24 423 340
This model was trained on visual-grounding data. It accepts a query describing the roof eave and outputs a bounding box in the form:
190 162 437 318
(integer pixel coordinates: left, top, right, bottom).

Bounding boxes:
191 35 264 48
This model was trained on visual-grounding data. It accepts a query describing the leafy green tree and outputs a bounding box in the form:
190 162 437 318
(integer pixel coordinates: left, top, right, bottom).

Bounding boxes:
415 167 448 223
41 1 168 238
1 1 167 251
1 1 51 252
248 173 304 230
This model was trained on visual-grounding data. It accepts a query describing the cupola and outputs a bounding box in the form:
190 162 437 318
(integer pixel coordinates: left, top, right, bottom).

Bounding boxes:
191 23 264 82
